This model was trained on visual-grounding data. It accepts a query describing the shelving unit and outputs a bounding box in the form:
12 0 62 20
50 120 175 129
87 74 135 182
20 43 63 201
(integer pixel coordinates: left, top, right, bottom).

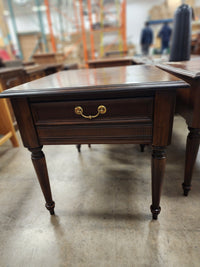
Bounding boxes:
86 0 127 60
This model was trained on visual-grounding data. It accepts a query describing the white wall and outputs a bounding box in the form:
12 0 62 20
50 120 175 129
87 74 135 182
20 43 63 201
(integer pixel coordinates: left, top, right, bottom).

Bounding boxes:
6 0 200 56
126 0 164 53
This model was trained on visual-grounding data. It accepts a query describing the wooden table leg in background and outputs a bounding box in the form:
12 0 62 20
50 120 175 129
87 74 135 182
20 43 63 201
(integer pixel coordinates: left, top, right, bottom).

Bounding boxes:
182 127 200 196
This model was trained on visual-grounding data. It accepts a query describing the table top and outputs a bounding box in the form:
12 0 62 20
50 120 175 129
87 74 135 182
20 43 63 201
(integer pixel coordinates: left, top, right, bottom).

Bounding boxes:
24 64 46 74
87 57 133 64
42 63 63 69
0 65 188 98
156 58 200 78
0 66 24 75
33 52 64 57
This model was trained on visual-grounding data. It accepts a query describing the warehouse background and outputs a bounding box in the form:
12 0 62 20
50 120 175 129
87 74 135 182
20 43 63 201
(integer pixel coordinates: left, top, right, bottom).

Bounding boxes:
1 0 200 63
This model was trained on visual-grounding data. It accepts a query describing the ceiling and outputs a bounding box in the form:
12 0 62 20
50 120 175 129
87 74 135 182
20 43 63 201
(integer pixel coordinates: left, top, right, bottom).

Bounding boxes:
3 0 166 16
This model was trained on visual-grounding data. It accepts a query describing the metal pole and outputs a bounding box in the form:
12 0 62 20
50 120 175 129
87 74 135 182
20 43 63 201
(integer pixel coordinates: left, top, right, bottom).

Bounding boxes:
115 0 122 52
7 0 23 59
58 0 65 42
79 0 88 66
122 0 127 52
100 0 104 57
73 0 80 33
44 0 56 52
34 0 49 52
88 0 95 59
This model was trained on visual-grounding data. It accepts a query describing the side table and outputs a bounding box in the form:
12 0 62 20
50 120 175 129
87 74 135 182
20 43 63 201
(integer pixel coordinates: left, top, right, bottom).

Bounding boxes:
0 65 188 219
157 59 200 196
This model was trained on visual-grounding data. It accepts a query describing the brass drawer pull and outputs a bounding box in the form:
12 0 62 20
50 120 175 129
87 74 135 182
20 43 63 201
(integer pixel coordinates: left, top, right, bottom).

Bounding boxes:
74 105 107 119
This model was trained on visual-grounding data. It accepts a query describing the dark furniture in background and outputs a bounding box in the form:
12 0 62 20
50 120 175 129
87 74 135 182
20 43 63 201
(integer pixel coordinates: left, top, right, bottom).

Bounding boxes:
104 50 128 57
157 59 200 196
87 57 133 68
0 67 26 128
0 65 188 219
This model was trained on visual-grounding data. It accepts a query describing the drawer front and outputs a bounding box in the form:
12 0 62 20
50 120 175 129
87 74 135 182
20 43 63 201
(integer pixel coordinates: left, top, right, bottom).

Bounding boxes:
31 98 153 144
2 71 25 90
31 97 153 125
37 124 152 145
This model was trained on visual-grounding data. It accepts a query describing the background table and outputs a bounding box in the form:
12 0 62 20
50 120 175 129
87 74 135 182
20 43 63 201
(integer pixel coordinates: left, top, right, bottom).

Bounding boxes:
0 65 188 219
87 57 133 68
157 59 200 196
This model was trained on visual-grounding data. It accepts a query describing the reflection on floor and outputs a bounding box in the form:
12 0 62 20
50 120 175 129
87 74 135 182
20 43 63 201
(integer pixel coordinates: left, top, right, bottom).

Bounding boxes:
0 115 200 267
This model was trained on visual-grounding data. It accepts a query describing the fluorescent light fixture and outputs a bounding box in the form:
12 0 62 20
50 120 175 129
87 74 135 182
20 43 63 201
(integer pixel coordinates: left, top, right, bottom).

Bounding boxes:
3 10 10 16
14 0 30 4
32 5 47 12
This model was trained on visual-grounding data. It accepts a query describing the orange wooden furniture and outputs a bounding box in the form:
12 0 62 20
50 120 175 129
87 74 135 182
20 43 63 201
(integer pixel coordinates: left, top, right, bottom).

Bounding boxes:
0 85 19 147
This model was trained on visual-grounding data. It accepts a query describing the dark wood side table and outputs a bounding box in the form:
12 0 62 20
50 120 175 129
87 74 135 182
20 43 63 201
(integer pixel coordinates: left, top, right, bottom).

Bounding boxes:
0 65 188 219
24 65 46 82
157 59 200 196
87 57 133 68
43 63 64 76
0 67 25 89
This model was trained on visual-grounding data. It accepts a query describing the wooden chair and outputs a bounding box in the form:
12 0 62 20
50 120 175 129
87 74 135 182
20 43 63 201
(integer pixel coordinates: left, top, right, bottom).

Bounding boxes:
0 85 19 147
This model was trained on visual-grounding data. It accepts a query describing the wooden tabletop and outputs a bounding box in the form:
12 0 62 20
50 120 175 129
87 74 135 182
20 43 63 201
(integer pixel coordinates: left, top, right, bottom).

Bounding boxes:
33 52 64 57
0 66 24 75
24 65 46 74
0 65 188 98
87 57 133 64
156 58 200 78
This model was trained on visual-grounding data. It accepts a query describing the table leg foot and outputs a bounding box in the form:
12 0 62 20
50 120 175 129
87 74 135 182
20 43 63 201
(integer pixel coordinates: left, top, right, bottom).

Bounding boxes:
140 144 145 152
29 146 55 215
150 205 161 220
151 146 166 219
182 183 191 196
76 144 81 152
45 201 55 215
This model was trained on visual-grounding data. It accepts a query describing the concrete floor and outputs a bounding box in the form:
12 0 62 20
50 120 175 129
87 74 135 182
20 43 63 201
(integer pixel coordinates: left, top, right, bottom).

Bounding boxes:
0 115 200 267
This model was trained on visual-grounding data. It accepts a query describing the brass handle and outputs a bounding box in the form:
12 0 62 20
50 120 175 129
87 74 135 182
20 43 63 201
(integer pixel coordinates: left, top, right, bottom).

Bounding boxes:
74 105 107 119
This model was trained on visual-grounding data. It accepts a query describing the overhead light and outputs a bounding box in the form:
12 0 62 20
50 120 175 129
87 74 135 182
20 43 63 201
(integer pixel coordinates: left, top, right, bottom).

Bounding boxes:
32 5 47 12
14 0 30 4
3 10 10 16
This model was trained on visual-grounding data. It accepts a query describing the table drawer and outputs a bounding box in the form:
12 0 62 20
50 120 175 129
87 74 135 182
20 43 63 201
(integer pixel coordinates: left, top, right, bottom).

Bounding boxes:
37 124 152 144
31 97 153 125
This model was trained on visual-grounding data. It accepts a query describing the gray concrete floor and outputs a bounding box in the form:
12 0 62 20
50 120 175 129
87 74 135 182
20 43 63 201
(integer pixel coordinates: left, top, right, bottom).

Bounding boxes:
0 115 200 267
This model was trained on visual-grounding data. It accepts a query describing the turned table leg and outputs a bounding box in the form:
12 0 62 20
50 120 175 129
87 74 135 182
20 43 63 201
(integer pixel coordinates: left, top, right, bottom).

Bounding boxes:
29 146 55 215
140 144 145 152
76 144 91 152
150 146 166 220
182 127 200 196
